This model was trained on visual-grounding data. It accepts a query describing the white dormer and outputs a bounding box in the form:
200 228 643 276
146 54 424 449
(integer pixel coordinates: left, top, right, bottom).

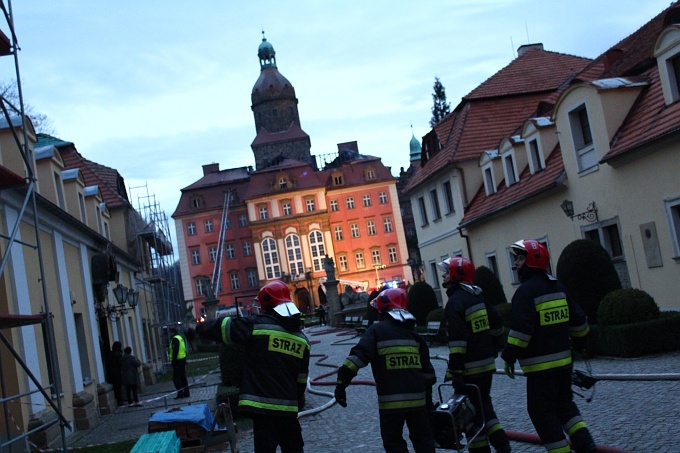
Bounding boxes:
479 149 500 196
522 117 557 174
654 25 680 105
498 137 523 187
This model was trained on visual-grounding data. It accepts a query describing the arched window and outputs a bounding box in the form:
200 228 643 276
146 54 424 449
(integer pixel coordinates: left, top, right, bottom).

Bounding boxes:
286 234 305 277
262 238 281 279
308 230 326 272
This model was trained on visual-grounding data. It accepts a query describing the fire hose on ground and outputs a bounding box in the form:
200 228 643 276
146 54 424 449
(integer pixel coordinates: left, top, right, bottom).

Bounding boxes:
299 329 680 451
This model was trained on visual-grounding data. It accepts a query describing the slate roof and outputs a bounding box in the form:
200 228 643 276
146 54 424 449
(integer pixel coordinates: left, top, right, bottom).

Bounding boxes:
251 121 310 146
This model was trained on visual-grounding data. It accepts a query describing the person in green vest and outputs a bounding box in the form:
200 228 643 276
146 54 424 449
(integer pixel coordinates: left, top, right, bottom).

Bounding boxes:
168 326 190 399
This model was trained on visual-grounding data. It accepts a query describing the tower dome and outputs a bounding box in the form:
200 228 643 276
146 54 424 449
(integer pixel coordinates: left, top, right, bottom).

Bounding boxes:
409 128 422 162
258 32 276 69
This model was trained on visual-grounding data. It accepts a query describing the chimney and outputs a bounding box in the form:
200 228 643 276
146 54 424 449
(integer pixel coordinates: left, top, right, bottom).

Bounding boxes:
517 43 544 57
202 163 219 176
604 48 624 71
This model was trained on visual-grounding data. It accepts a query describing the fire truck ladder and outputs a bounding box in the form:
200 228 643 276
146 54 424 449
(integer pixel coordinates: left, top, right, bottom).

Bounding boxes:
210 191 232 299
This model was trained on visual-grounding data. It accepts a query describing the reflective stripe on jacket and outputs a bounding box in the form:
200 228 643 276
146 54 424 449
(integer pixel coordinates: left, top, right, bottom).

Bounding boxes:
502 273 589 374
337 317 436 413
216 314 310 416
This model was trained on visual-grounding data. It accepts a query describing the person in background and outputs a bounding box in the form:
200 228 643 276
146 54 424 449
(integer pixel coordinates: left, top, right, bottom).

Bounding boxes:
121 346 142 407
108 341 124 406
335 287 436 453
502 239 596 453
197 280 310 452
316 303 327 326
169 326 190 399
438 257 511 453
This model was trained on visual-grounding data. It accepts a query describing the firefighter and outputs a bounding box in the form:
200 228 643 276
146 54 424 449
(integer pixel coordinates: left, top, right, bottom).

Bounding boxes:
168 326 190 399
501 239 596 453
197 280 310 453
438 257 511 453
334 288 437 453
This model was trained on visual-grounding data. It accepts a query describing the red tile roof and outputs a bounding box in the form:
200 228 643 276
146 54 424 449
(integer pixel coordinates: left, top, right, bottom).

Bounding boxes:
466 49 590 100
404 49 591 193
460 145 566 227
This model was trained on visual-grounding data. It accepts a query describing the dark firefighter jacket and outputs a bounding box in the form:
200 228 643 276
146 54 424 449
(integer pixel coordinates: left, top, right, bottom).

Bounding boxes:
501 271 589 374
337 316 436 413
445 283 504 377
203 313 310 416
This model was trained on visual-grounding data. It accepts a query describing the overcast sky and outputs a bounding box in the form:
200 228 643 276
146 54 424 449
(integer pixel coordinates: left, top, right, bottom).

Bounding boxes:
4 1 671 256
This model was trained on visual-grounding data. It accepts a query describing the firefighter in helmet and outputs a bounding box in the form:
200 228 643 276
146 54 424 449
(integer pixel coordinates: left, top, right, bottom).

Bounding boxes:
501 239 596 453
197 280 310 452
437 256 511 453
334 288 437 453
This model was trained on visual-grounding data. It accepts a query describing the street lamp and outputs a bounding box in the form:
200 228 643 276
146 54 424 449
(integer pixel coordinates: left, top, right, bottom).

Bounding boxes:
374 264 386 287
95 283 139 321
560 200 598 223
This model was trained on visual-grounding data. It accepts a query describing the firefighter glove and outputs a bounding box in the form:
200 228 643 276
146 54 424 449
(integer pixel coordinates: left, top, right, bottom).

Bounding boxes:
503 361 515 379
334 385 347 408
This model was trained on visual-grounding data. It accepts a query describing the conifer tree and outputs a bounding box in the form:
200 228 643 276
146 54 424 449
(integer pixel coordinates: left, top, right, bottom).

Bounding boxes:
430 76 451 126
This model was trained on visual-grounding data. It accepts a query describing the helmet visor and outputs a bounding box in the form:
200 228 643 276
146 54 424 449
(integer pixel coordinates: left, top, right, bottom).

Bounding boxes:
273 301 301 317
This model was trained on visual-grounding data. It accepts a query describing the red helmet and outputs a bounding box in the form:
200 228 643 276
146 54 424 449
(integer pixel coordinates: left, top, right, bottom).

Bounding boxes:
374 288 408 313
448 257 476 284
511 239 550 271
257 281 300 316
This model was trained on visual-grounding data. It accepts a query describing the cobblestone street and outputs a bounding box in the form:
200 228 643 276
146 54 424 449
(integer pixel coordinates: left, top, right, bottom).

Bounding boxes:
67 325 680 452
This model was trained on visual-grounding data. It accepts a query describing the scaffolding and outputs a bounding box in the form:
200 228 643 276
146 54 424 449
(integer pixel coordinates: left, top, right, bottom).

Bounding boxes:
0 0 70 450
129 183 183 370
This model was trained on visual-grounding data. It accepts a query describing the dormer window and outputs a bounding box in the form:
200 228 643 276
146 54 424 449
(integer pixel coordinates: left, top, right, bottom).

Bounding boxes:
483 166 496 195
191 196 203 209
365 168 376 181
503 153 518 186
332 172 344 186
279 177 287 189
528 139 544 173
654 25 680 104
568 104 597 173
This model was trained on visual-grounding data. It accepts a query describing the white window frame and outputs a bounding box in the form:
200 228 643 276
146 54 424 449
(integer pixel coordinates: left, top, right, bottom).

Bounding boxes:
282 201 292 216
334 225 344 241
367 220 376 236
309 230 326 271
286 234 305 276
568 104 598 174
262 238 281 279
259 205 269 220
338 255 349 272
429 189 441 220
362 194 372 207
383 217 393 233
243 241 252 256
350 223 360 238
483 165 496 196
230 273 240 290
371 249 381 265
191 249 200 265
665 195 680 259
388 246 398 263
527 138 544 173
330 199 339 212
355 251 366 269
187 222 196 236
205 219 214 233
225 243 235 259
346 197 355 209
238 214 248 227
378 191 388 204
306 198 316 212
503 152 518 186
442 180 455 214
209 246 218 262
247 269 258 287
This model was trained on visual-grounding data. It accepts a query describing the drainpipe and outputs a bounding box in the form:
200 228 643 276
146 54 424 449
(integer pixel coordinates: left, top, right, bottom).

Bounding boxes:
458 227 471 258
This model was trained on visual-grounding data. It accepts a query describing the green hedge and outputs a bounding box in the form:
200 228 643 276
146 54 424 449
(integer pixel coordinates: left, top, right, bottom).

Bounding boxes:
592 313 680 357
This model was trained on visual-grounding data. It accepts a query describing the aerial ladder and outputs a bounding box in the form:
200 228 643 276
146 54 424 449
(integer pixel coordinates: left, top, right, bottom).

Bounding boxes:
208 191 232 303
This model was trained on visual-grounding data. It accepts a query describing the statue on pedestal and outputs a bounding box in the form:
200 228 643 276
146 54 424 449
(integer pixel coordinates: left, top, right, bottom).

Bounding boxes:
323 254 336 282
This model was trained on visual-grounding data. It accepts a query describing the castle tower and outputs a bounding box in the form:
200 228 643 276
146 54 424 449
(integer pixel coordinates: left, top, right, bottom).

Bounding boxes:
250 32 312 170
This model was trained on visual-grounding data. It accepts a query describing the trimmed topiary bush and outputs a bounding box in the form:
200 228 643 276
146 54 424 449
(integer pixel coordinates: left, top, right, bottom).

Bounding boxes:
598 288 660 327
408 281 439 326
556 239 621 325
473 266 507 306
